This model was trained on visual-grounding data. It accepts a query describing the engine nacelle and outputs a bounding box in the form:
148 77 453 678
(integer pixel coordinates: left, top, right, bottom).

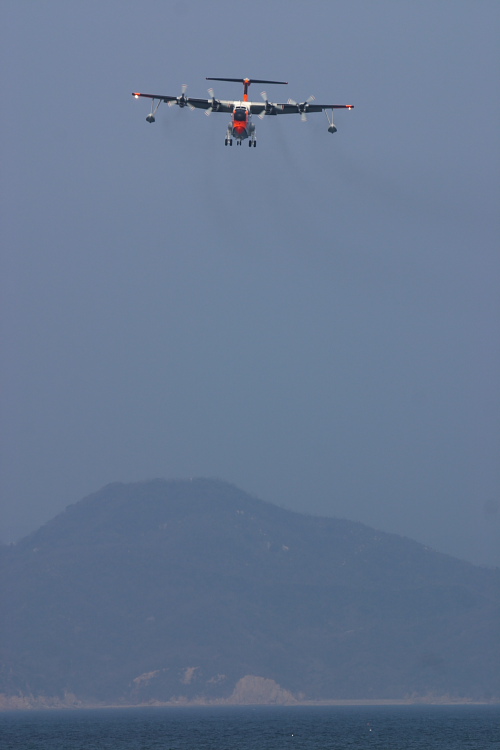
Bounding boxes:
146 115 156 123
327 124 337 134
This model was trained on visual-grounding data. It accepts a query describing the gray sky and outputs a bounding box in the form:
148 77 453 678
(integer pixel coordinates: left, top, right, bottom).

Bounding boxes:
1 0 499 566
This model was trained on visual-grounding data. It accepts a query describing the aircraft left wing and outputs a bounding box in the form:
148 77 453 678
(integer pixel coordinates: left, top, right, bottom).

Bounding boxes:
249 101 354 116
282 103 354 113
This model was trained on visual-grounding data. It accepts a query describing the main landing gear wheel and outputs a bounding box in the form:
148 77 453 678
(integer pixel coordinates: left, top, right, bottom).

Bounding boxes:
225 138 233 146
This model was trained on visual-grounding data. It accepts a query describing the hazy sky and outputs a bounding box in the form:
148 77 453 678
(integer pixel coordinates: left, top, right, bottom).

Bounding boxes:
1 1 499 566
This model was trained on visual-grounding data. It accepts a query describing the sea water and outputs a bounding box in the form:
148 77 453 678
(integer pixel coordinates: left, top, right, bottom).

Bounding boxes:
0 705 498 749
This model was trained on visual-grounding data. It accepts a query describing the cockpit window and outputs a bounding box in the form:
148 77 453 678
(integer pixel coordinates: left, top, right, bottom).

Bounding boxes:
234 108 247 122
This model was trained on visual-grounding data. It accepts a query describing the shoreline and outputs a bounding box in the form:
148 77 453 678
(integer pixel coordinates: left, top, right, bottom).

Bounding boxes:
1 697 498 712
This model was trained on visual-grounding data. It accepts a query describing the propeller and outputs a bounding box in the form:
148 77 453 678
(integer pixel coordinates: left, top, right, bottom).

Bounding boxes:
205 87 221 116
258 91 274 119
287 95 315 121
169 84 194 110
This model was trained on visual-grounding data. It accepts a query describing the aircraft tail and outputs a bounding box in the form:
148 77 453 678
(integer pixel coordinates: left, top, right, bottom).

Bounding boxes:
206 77 288 100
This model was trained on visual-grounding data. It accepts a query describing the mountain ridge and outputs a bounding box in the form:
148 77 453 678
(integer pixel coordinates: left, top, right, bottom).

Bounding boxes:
2 478 498 706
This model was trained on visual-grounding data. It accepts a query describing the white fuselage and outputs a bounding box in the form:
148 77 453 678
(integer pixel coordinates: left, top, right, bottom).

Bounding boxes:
230 103 254 141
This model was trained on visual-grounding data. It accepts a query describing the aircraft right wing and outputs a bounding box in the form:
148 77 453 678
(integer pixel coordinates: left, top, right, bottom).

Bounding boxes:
132 92 233 113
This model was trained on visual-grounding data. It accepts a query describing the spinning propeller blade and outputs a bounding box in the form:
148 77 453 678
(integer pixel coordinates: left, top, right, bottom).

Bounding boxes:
205 87 217 116
258 91 269 119
288 95 315 121
168 84 194 110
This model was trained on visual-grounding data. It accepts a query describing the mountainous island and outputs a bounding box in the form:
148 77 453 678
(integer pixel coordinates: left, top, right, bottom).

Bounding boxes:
1 479 498 708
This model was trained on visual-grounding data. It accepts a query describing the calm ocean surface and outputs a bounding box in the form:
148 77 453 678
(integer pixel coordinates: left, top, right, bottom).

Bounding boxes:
0 705 498 749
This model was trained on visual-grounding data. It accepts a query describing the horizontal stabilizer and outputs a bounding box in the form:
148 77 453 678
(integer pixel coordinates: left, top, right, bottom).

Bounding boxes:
206 77 288 85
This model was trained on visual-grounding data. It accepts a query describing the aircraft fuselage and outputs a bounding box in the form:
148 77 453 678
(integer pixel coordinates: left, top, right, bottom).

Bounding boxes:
228 104 255 145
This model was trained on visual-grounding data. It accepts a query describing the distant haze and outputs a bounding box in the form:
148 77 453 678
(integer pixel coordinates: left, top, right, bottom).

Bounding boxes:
1 1 499 567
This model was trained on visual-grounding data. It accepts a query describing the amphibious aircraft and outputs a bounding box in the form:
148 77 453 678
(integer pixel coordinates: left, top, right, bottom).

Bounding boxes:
132 77 354 146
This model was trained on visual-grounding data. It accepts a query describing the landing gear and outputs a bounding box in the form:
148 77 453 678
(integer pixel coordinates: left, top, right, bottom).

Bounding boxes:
225 138 233 146
249 135 257 147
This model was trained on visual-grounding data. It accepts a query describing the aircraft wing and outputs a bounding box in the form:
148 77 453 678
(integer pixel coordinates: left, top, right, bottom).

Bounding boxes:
277 103 354 114
187 98 234 113
248 100 354 116
133 92 353 120
133 92 178 103
132 92 233 113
